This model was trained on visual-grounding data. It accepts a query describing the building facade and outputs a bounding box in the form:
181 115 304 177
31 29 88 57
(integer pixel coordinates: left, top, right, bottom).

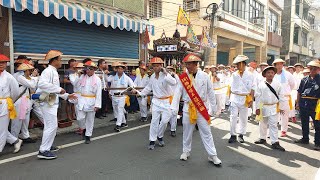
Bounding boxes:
281 0 315 65
0 0 154 72
148 0 274 65
309 2 320 59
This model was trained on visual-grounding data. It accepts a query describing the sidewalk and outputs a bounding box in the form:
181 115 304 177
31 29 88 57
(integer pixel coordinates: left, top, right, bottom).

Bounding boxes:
29 112 144 139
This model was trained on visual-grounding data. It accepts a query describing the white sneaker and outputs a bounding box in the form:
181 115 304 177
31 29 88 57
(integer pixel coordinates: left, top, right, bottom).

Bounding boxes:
13 139 23 153
208 155 222 166
180 152 190 161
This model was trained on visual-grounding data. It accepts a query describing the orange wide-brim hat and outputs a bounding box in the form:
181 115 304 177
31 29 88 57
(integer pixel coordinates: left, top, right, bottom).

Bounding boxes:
84 61 98 68
44 50 63 61
17 63 34 71
183 54 201 62
149 57 164 64
0 54 10 62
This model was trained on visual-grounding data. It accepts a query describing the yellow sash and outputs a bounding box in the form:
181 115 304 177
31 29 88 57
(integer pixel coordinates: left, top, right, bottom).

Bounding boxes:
245 95 253 107
5 98 17 119
288 95 293 110
188 74 198 124
159 96 173 104
81 94 96 98
125 95 130 106
316 100 320 120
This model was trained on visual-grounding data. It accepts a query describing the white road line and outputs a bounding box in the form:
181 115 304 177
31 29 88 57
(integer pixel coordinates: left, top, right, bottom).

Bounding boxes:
0 124 150 165
315 167 320 180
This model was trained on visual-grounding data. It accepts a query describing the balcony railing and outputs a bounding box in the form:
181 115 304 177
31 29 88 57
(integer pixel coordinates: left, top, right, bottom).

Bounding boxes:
267 32 283 47
311 24 320 33
183 0 200 12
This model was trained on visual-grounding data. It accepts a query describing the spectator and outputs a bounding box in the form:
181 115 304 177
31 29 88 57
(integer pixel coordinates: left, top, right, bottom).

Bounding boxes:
95 59 109 119
128 69 139 113
64 59 77 120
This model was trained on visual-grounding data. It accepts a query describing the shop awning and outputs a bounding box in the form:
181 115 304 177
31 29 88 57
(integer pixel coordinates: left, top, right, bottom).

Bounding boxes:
0 0 154 35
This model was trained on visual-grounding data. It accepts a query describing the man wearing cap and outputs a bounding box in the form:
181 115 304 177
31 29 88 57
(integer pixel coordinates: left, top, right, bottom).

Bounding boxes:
0 54 23 154
166 65 179 137
107 62 135 132
134 65 150 122
74 61 102 144
69 62 85 134
287 66 298 123
228 55 254 143
36 50 76 159
293 63 304 80
204 65 211 75
209 65 223 116
170 54 221 166
295 60 320 150
254 66 285 151
273 59 296 137
11 63 38 143
133 57 176 150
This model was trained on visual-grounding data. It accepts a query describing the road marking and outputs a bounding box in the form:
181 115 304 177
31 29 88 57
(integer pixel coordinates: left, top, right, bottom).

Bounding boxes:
0 124 150 165
315 168 320 180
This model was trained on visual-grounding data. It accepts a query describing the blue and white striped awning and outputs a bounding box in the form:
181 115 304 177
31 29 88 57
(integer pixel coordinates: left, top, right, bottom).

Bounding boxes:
0 0 154 35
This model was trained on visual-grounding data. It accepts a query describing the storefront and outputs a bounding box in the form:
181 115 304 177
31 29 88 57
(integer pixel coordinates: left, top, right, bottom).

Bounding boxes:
0 0 154 69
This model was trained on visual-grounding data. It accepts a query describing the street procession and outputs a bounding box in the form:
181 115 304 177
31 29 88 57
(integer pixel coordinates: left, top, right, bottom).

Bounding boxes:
0 0 320 179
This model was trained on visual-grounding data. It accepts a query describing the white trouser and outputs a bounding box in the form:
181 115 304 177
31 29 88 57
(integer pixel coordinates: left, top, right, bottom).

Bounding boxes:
220 93 226 110
170 114 177 131
230 102 248 135
137 97 148 118
280 100 290 132
112 96 126 126
259 114 279 144
11 100 32 139
215 93 224 114
78 110 95 136
182 111 217 156
39 106 58 152
74 105 85 129
149 103 171 141
32 101 44 123
0 115 18 152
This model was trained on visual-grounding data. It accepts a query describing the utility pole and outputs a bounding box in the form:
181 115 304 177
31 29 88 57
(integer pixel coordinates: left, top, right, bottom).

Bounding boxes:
204 3 219 66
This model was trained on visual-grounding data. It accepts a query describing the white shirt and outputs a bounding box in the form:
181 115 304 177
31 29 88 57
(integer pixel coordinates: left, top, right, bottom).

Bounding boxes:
134 74 149 88
171 71 217 114
0 70 19 116
255 80 285 117
139 72 176 109
76 74 102 111
36 65 68 108
273 69 295 99
229 70 254 105
107 73 135 95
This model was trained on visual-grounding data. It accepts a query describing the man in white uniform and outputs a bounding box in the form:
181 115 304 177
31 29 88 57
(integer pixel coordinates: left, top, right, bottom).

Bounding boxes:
166 65 179 137
75 61 101 144
273 59 295 137
228 55 254 143
108 62 135 132
170 54 221 166
210 65 223 116
134 65 149 122
37 50 76 159
133 57 176 150
0 54 23 154
254 66 285 151
11 63 38 143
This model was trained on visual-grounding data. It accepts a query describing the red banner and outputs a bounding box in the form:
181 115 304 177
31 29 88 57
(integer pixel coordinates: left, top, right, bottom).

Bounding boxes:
179 73 210 124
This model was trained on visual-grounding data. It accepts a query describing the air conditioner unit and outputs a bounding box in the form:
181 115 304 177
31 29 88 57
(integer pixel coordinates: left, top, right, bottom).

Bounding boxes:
253 18 262 25
184 0 200 12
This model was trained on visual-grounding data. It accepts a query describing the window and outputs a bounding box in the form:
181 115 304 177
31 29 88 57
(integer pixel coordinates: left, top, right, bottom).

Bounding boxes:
149 0 162 18
296 0 300 16
222 0 229 12
268 10 278 33
183 0 200 11
249 0 264 24
302 31 307 47
232 0 246 19
308 14 315 25
293 27 299 44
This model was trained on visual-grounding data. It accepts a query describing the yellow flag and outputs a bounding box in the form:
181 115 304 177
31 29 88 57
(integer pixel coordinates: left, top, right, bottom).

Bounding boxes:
177 7 190 26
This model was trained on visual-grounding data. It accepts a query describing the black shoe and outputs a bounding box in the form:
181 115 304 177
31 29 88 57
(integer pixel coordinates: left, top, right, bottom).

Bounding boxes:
82 129 86 140
102 113 107 117
314 144 320 151
22 137 37 143
294 138 309 144
114 126 121 132
125 113 128 120
157 137 165 147
140 117 147 122
228 135 237 143
121 123 128 128
110 118 117 122
195 124 199 131
170 131 176 137
85 136 91 144
148 141 155 150
254 139 266 144
50 146 60 152
238 135 245 143
271 142 285 151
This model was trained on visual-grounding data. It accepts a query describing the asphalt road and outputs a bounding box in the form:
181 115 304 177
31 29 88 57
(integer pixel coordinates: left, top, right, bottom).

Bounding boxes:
0 112 319 180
